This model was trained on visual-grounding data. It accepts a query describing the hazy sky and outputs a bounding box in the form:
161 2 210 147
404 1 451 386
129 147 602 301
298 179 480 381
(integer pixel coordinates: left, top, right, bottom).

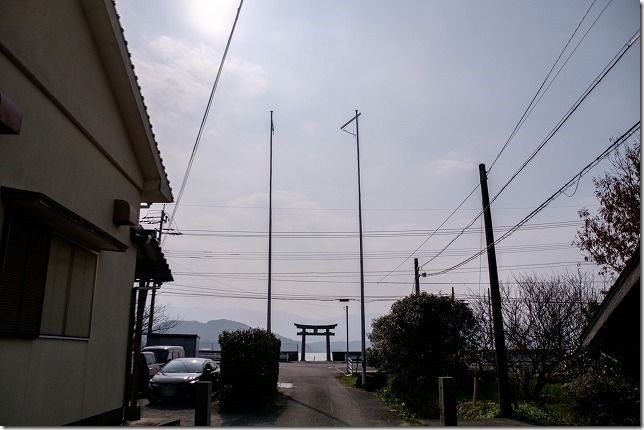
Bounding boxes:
116 0 640 342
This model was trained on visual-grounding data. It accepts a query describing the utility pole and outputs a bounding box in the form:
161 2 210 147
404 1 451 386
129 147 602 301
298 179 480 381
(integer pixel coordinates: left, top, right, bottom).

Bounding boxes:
413 257 426 294
267 111 274 333
414 258 420 294
478 163 512 417
338 299 350 372
147 206 165 336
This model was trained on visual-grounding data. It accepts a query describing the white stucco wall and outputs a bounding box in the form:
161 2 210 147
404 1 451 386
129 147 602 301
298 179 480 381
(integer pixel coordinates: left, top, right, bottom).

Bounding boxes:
0 0 163 425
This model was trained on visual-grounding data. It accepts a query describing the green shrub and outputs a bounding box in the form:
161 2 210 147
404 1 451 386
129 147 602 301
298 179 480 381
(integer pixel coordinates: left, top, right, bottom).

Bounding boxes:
369 293 476 418
386 372 440 418
218 328 281 411
565 352 639 425
457 400 567 425
457 400 499 420
513 402 567 426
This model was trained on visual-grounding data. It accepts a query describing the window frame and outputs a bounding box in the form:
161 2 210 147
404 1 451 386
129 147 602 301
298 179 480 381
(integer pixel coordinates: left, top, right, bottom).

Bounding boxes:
39 233 99 340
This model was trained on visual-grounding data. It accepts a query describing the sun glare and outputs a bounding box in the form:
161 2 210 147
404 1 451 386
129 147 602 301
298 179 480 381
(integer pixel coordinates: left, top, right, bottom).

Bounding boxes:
187 0 239 39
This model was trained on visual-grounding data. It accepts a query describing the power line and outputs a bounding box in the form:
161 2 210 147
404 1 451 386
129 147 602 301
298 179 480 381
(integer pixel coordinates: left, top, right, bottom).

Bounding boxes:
489 29 640 206
423 121 640 277
174 220 579 238
487 0 599 173
165 0 244 241
524 0 615 129
176 202 596 212
156 288 598 305
419 29 640 270
170 261 594 282
164 241 575 261
377 0 601 281
376 184 480 283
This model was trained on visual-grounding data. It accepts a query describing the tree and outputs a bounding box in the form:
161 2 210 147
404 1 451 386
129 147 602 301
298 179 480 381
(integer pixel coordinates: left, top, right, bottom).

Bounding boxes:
369 293 476 416
140 303 181 334
576 138 640 277
471 271 600 399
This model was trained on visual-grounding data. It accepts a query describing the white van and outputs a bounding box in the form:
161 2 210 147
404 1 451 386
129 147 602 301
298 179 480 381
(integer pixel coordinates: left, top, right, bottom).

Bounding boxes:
142 345 185 364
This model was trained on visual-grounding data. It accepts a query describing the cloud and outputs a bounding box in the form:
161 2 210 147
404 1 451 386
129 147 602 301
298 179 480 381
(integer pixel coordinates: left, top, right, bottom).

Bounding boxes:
427 151 476 177
131 35 269 124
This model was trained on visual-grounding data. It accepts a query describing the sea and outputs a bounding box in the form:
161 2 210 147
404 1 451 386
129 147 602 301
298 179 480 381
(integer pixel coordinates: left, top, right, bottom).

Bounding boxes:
302 352 328 361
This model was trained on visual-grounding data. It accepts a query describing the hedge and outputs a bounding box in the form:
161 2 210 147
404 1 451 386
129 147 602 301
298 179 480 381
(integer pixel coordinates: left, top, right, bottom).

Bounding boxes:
218 328 281 410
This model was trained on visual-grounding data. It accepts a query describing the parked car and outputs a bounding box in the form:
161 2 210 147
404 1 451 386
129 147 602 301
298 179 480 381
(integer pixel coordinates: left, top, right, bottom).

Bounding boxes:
149 358 219 403
137 352 162 396
141 345 185 365
141 351 162 378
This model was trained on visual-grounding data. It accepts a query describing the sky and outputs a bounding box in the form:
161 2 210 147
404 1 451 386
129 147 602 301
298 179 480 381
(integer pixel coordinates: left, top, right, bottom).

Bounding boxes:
115 0 640 343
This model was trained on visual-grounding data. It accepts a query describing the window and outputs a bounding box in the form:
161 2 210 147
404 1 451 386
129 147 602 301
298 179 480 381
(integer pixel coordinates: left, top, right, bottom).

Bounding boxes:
40 235 97 338
0 216 97 339
0 187 125 340
0 216 51 336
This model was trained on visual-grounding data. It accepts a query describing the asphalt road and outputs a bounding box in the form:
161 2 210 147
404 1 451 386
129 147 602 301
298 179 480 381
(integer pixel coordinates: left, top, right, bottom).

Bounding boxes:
138 361 406 426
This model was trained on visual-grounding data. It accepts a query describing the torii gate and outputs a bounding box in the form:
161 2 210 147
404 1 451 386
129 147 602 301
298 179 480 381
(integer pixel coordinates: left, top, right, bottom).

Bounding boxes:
295 323 337 361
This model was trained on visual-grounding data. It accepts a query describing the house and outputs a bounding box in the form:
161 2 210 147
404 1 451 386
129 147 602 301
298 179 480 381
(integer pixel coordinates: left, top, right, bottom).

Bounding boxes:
0 0 173 425
581 247 640 384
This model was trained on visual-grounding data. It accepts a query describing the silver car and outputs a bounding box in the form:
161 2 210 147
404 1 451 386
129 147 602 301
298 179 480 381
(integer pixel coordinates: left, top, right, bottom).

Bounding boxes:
149 357 219 403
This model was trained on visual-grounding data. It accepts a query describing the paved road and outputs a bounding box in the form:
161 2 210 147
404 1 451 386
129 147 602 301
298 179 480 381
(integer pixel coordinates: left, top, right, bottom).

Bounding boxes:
137 361 406 426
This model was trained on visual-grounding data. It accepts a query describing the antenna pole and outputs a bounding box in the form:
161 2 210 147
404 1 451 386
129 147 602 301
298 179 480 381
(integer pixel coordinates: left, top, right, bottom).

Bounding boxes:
267 111 273 333
355 110 367 388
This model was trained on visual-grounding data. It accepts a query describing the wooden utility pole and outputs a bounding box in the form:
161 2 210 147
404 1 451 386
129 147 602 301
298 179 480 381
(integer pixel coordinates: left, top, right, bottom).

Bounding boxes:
147 206 165 336
414 258 420 294
127 282 149 421
478 163 512 417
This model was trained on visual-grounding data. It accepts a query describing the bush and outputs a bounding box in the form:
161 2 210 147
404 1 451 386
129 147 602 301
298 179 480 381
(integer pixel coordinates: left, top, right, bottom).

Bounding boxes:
513 402 567 426
369 293 476 417
218 328 281 411
565 351 639 425
457 400 499 420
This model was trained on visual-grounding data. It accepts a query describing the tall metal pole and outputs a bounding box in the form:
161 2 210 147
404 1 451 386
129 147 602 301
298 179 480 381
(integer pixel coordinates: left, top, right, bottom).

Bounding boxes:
267 111 273 333
340 110 366 387
478 163 512 417
355 110 367 387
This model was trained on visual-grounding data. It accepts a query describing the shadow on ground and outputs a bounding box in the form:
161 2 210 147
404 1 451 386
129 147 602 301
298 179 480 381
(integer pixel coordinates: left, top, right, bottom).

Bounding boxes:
217 393 290 426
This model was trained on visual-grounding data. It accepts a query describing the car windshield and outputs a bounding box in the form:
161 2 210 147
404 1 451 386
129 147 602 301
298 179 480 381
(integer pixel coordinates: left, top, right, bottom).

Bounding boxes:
162 360 203 373
146 350 168 363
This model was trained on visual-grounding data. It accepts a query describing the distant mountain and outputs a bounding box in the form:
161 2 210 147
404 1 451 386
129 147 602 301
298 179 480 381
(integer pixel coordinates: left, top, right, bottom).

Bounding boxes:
166 319 300 351
165 319 369 352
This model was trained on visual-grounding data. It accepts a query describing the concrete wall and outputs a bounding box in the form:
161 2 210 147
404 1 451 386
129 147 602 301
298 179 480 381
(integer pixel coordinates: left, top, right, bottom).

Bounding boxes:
0 1 155 425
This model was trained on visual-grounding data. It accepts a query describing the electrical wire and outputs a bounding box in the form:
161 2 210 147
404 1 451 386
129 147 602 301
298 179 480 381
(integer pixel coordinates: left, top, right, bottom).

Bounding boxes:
419 29 640 270
156 288 598 305
376 184 480 283
489 29 640 206
378 3 605 284
524 0 615 129
170 261 593 282
164 241 575 261
423 121 640 277
174 220 578 239
165 0 244 244
487 0 599 173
